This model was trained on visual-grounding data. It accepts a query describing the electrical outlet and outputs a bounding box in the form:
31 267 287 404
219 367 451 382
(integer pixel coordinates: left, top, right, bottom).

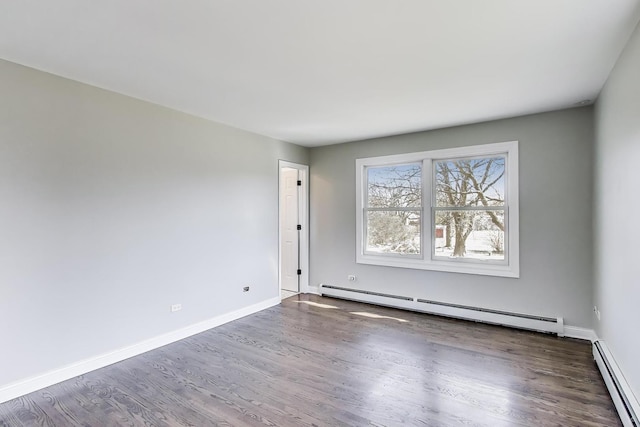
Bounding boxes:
243 286 250 292
347 275 357 282
170 303 182 312
596 309 601 321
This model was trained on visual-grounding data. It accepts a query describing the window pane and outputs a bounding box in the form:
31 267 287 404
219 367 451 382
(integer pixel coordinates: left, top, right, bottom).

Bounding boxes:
435 156 505 208
367 164 422 208
434 210 504 261
366 210 421 254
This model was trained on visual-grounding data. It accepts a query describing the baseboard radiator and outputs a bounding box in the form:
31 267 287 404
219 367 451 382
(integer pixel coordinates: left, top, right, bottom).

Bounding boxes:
593 341 639 427
319 284 564 335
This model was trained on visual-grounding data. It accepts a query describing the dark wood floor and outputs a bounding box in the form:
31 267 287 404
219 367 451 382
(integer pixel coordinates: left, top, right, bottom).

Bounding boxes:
0 294 620 426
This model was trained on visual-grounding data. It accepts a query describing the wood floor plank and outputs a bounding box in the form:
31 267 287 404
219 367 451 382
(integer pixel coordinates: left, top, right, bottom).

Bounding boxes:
0 294 621 426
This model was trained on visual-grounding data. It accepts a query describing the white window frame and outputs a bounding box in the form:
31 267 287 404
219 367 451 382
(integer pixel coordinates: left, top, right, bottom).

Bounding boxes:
356 141 519 278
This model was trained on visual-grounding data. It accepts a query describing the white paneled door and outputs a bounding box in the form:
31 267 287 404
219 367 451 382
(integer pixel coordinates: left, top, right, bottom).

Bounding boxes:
279 161 308 297
280 167 299 293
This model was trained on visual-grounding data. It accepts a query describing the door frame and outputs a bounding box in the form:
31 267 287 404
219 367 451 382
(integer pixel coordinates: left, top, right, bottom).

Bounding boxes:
278 160 309 296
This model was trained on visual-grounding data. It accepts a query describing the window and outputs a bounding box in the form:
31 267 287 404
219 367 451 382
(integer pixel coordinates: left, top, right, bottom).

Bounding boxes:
365 163 422 256
356 141 519 277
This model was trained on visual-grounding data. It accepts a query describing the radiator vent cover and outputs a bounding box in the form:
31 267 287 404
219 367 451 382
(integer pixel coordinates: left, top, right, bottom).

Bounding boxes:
319 284 564 335
319 285 412 301
416 298 557 323
594 341 639 427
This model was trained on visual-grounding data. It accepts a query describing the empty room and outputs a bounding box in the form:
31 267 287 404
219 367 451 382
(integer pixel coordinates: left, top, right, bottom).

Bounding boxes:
1 1 639 426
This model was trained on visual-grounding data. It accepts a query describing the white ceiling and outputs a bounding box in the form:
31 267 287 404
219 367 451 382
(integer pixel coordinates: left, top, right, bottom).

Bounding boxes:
1 1 639 146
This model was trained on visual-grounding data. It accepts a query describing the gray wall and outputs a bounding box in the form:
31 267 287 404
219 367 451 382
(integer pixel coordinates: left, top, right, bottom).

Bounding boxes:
310 108 594 327
0 59 308 387
594 20 640 397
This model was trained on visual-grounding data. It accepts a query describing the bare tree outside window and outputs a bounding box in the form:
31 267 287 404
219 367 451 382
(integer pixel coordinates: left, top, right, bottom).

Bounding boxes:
434 156 505 260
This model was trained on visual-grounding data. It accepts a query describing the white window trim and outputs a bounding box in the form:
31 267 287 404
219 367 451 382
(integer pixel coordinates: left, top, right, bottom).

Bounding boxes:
356 141 519 278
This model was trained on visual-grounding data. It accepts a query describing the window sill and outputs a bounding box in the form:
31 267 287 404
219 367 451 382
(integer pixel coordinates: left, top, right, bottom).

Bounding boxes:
356 254 519 278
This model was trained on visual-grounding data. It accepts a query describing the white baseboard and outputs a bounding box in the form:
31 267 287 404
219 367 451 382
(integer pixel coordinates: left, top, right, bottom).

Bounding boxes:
0 296 280 404
307 285 321 295
563 325 598 342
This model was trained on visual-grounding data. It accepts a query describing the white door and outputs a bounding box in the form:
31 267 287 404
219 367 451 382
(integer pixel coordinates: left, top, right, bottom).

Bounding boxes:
280 167 300 293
